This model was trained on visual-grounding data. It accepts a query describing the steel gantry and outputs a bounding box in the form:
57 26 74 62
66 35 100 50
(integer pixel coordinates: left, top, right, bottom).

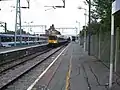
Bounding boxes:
55 27 78 36
15 0 22 46
21 25 47 34
44 0 65 11
15 0 30 46
22 25 47 28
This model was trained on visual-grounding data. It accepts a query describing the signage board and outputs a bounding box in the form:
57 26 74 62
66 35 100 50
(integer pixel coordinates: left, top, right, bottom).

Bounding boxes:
112 0 120 14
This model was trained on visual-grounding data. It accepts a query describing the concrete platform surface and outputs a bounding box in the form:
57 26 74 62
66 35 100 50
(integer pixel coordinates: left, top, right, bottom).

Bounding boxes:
31 42 120 90
0 43 48 54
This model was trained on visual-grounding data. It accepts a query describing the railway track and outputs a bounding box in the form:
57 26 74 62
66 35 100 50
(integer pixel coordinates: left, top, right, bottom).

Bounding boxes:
0 45 48 67
0 48 52 74
0 43 68 90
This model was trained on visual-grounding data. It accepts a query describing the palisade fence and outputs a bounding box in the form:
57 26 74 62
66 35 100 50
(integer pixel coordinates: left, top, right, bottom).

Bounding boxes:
80 30 120 75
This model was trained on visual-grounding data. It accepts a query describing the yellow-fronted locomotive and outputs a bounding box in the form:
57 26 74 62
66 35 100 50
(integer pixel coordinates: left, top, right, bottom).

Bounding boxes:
48 35 67 46
47 24 69 47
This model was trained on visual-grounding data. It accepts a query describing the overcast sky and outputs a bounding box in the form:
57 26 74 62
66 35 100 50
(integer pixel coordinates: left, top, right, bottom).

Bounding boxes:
0 0 88 35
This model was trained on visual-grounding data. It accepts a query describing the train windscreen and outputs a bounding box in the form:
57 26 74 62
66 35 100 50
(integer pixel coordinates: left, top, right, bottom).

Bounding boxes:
49 36 57 40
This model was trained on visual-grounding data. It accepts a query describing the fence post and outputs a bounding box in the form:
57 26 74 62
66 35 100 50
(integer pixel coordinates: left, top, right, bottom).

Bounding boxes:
114 27 119 72
84 29 87 51
98 28 101 60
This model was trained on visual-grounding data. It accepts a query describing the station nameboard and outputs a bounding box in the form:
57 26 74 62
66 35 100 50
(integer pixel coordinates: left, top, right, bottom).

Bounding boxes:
112 0 120 14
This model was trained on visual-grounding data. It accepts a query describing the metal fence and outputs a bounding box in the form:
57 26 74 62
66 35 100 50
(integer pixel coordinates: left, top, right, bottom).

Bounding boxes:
90 32 111 66
80 30 120 75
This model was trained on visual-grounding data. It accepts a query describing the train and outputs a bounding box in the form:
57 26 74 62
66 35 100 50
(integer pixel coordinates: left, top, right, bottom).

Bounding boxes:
0 34 69 47
72 36 76 41
48 35 68 47
0 34 48 47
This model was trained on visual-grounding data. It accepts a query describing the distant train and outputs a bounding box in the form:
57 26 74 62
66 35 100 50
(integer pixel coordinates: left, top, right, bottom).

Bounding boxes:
72 36 76 41
48 35 68 47
0 34 48 47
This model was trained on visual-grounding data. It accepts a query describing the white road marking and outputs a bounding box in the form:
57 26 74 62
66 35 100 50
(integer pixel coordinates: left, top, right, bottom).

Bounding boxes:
27 43 71 90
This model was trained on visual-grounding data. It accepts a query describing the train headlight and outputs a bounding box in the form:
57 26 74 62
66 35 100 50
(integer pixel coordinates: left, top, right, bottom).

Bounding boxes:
54 41 57 43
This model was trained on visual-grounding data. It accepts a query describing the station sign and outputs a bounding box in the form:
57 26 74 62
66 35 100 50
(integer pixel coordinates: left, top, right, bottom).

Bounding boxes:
112 0 120 14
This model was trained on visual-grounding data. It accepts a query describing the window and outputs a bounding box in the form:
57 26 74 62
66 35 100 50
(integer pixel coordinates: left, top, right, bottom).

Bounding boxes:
49 36 57 40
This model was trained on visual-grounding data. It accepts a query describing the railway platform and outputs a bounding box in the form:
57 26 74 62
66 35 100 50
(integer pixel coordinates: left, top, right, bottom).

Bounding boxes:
0 43 48 66
0 43 48 54
29 42 120 90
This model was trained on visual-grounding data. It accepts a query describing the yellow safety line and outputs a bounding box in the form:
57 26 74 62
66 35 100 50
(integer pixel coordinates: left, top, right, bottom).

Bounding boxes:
65 55 72 90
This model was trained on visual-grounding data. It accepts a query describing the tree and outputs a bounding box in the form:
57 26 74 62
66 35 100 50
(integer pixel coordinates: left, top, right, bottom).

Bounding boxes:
91 0 112 33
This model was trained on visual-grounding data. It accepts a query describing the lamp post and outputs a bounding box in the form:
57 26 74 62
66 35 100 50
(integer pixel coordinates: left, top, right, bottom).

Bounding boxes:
88 0 91 55
76 21 81 44
78 7 87 51
74 27 78 42
78 7 87 27
75 27 78 36
76 21 80 33
79 0 91 55
24 21 33 45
